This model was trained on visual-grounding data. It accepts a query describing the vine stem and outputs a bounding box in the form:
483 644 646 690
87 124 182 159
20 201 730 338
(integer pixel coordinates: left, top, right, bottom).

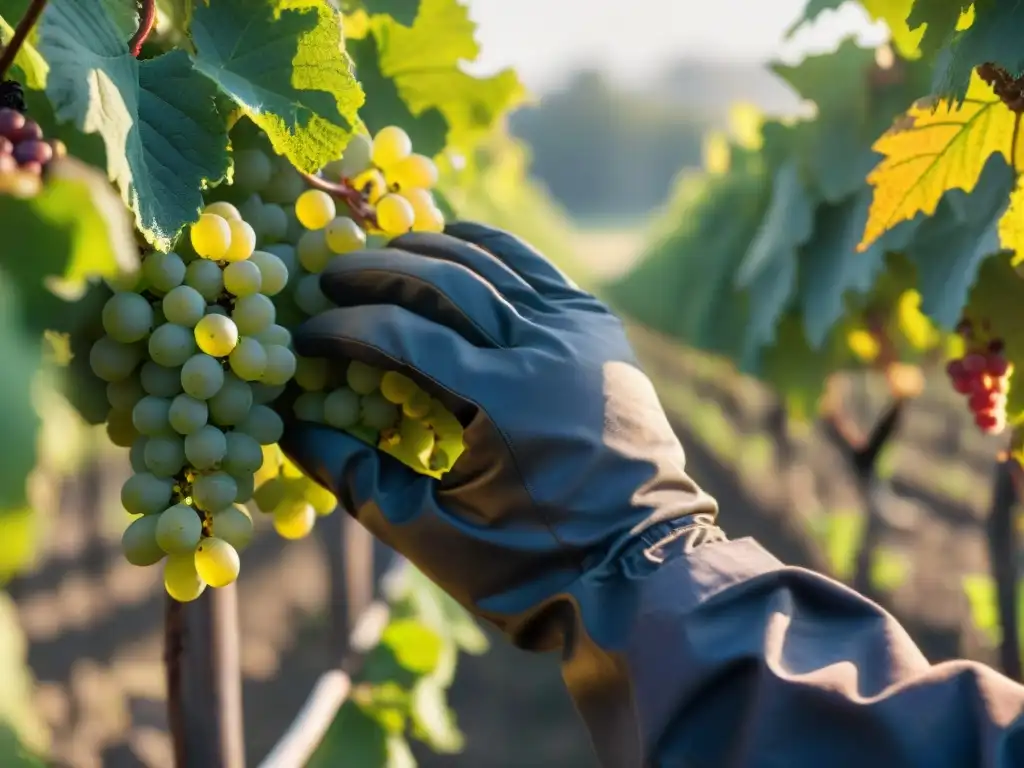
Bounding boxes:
164 595 187 768
0 0 48 81
299 170 379 228
128 0 156 57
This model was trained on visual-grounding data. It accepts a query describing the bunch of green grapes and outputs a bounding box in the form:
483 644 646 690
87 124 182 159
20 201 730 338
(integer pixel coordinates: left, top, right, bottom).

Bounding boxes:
250 446 339 540
290 358 465 478
90 201 300 602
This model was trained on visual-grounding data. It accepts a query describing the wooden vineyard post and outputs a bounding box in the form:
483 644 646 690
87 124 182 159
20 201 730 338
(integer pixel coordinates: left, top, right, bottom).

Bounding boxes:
986 454 1021 682
318 508 376 670
166 584 246 768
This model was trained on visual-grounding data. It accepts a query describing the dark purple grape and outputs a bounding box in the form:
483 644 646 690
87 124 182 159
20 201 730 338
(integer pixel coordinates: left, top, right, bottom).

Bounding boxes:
0 154 18 174
0 108 24 137
14 139 52 166
9 120 42 143
0 137 13 156
18 160 41 176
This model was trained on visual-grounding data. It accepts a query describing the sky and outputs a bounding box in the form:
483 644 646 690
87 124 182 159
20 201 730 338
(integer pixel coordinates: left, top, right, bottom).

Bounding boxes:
463 0 888 92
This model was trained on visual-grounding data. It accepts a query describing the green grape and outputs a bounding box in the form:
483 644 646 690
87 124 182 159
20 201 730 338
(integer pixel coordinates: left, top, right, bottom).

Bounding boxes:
261 345 297 386
106 375 145 411
250 382 284 405
238 194 264 229
143 251 187 293
89 336 144 383
105 269 143 293
253 477 285 513
360 391 399 430
191 214 232 260
141 361 183 398
297 229 333 273
223 260 262 297
203 201 241 221
429 447 451 472
304 483 337 516
169 394 209 435
264 243 298 278
232 294 275 336
193 472 238 512
324 216 366 255
273 499 316 540
129 438 149 473
404 188 446 233
294 273 333 315
323 387 360 428
162 285 206 328
248 251 288 296
145 435 187 477
380 371 417 404
338 133 373 178
348 424 379 445
212 505 254 551
233 472 255 503
224 219 257 263
233 149 273 193
102 292 153 343
376 194 415 236
398 416 434 466
181 353 225 400
149 323 198 368
295 357 329 391
258 203 288 244
194 314 239 357
184 425 228 469
121 472 174 516
229 337 267 381
164 553 206 602
371 126 412 169
107 408 139 447
293 391 326 422
184 259 224 302
263 165 305 204
195 537 240 587
257 324 291 347
295 189 337 231
402 388 432 419
132 396 172 436
206 304 229 317
426 403 462 438
208 375 254 425
346 360 382 395
222 431 264 475
284 205 305 243
236 405 284 445
386 153 438 190
121 515 165 566
156 503 203 554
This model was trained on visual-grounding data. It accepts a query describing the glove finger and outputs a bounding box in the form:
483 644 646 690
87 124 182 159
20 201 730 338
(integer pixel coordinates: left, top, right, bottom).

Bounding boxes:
292 303 499 417
444 222 584 301
318 249 532 348
388 231 548 312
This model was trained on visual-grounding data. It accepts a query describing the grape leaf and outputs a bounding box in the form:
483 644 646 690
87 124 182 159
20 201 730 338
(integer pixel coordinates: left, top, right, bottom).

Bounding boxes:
0 13 46 89
905 0 975 61
786 0 926 59
860 71 1023 252
0 280 39 511
308 701 389 768
190 0 365 173
410 678 463 753
38 0 231 249
930 1 1024 102
998 175 1024 265
345 0 420 26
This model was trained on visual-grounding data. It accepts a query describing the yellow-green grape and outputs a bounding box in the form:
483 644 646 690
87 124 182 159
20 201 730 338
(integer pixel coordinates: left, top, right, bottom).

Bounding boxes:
223 260 262 297
193 472 238 513
224 219 257 262
404 188 446 233
376 194 415 236
253 476 286 514
156 503 203 554
192 214 233 260
229 337 267 381
351 168 387 205
398 416 435 466
121 471 174 515
324 387 360 429
247 250 288 296
194 537 240 588
297 230 333 273
273 499 316 540
211 505 254 551
106 410 139 448
426 401 462 437
164 553 207 602
304 482 337 516
203 201 241 221
387 153 438 190
429 447 451 473
380 371 417 404
121 514 166 567
295 189 337 231
294 391 326 423
371 126 412 169
295 356 329 391
324 216 366 255
194 314 239 357
346 360 382 395
360 391 399 431
402 388 432 419
335 133 373 179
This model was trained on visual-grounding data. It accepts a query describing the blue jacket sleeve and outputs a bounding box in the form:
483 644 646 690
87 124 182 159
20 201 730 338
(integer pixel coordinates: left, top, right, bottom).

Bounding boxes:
563 536 1024 767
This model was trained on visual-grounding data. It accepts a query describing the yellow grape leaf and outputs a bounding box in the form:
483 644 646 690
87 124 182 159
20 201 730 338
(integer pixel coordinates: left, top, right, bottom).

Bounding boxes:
999 175 1024 265
860 72 1024 252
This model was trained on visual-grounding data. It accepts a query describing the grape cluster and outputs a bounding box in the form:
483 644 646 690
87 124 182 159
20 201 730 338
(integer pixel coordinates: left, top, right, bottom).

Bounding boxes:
90 202 299 602
946 326 1013 435
0 107 65 197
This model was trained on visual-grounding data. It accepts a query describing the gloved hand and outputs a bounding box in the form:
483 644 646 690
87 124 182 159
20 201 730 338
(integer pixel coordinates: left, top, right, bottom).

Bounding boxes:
280 222 721 763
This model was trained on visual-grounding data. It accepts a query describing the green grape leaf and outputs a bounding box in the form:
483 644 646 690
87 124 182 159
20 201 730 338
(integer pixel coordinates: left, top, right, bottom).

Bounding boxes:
930 1 1024 103
410 678 463 753
905 154 1014 330
349 0 420 25
351 0 525 155
0 304 39 511
38 0 231 249
308 701 389 768
190 0 364 173
0 13 47 89
906 0 974 62
380 619 442 675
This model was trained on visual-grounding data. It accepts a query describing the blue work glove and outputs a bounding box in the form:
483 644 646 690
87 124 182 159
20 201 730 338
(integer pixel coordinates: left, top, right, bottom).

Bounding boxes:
280 222 721 764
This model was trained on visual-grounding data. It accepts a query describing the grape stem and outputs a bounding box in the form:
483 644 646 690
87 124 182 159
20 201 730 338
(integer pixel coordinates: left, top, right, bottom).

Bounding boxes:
128 0 156 57
299 170 380 229
0 0 48 81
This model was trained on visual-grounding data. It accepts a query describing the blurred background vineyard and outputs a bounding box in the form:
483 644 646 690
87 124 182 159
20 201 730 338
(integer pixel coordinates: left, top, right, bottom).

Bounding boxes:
3 1 1017 766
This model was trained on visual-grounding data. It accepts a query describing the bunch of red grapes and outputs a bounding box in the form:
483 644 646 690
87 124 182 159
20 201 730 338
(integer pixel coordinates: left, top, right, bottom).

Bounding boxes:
0 106 64 197
946 321 1012 435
